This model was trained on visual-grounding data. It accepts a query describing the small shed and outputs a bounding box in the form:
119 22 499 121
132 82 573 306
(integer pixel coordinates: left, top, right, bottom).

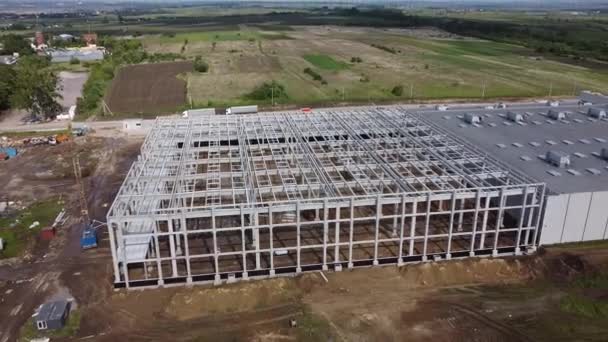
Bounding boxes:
33 300 71 330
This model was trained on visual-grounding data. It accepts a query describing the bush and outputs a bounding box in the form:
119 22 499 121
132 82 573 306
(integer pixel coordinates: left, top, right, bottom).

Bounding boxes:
69 57 80 65
351 56 363 63
245 80 287 101
371 44 396 54
304 67 323 81
391 85 404 96
194 56 209 73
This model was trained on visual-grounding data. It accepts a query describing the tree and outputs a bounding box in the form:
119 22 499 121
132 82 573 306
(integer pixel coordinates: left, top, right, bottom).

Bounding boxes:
10 56 63 119
0 34 34 56
391 85 404 96
0 65 15 110
246 81 287 101
193 56 209 73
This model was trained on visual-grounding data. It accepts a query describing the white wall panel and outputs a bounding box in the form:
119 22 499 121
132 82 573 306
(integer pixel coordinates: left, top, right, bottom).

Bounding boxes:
540 191 608 245
583 191 608 241
540 194 569 245
562 192 592 243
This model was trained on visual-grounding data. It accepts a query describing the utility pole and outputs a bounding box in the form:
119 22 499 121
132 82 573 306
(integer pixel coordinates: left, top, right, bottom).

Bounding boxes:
73 155 89 224
410 84 414 100
482 81 486 99
271 86 274 107
572 80 577 96
549 81 553 97
342 87 345 101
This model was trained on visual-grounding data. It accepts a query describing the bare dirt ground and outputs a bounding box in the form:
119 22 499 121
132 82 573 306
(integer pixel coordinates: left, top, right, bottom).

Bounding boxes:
0 130 142 342
58 71 89 110
105 61 193 114
1 129 608 342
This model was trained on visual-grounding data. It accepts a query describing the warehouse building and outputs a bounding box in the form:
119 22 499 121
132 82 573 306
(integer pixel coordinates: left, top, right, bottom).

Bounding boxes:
107 108 545 288
424 100 608 246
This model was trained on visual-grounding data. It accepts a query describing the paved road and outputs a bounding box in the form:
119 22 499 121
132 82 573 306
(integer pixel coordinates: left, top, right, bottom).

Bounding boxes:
0 98 588 133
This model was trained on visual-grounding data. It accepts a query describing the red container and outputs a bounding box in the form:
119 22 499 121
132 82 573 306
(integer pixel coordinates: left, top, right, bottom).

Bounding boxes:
40 227 56 240
0 153 7 161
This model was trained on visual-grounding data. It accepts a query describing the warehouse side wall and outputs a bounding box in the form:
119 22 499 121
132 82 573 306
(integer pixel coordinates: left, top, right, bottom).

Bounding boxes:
540 191 608 245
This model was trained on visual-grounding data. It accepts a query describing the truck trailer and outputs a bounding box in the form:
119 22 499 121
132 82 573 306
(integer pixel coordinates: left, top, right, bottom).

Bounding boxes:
182 108 216 118
226 105 258 115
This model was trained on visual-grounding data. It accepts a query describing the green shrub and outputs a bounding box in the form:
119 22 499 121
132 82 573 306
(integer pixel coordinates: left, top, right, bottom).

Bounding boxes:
391 85 404 96
193 56 209 73
303 67 323 81
245 80 287 101
69 57 80 65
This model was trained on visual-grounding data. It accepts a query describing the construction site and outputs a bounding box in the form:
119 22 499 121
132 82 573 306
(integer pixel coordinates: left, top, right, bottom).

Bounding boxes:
107 108 546 288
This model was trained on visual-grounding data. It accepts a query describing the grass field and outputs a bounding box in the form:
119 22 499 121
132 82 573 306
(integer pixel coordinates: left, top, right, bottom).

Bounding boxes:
133 25 608 111
303 54 349 71
0 199 63 258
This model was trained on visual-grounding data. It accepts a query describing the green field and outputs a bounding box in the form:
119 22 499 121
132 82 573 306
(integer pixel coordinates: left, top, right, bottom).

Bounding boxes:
139 25 608 110
303 54 349 71
0 199 63 258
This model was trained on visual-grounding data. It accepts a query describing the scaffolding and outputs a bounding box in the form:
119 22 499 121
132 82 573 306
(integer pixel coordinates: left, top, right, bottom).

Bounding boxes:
107 107 545 288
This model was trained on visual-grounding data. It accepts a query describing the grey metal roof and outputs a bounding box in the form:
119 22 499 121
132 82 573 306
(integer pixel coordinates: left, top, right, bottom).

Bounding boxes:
419 100 608 194
35 300 70 322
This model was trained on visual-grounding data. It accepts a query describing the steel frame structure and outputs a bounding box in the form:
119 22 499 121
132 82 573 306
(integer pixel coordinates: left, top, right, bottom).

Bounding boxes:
107 107 545 288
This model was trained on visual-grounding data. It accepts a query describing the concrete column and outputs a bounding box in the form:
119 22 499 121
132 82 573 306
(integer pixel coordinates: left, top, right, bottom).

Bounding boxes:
408 198 418 257
392 203 399 237
212 209 220 284
479 195 491 250
107 221 121 283
373 196 381 266
296 202 302 273
422 194 432 261
153 221 164 286
348 198 354 269
334 205 340 267
181 216 192 284
492 189 506 256
240 205 248 279
397 195 406 266
469 190 481 257
457 198 465 232
446 191 457 259
269 206 275 276
168 219 178 278
174 219 183 256
322 200 329 271
252 213 260 270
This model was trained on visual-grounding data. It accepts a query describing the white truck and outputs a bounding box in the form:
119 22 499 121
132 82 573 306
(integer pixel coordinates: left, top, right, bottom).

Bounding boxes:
226 105 258 115
182 108 216 118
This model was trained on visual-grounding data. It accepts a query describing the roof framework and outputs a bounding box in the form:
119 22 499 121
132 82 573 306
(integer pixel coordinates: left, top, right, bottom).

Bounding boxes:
109 108 536 218
107 107 545 288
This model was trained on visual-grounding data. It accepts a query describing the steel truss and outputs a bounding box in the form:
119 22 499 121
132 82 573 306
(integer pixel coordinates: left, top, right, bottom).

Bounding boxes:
107 107 545 288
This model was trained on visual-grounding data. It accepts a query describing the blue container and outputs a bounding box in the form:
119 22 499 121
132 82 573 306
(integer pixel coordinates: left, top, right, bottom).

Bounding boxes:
80 225 97 249
0 147 17 159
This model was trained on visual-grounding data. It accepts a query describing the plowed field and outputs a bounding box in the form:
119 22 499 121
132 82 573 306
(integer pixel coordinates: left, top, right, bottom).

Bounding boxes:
105 61 193 114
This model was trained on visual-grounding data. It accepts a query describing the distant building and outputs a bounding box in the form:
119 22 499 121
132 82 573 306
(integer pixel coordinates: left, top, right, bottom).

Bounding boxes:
56 34 75 41
47 46 105 63
82 33 98 46
33 300 71 331
0 53 18 65
35 31 45 46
